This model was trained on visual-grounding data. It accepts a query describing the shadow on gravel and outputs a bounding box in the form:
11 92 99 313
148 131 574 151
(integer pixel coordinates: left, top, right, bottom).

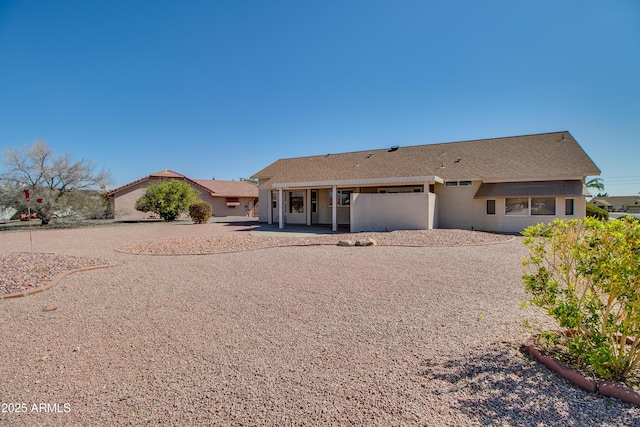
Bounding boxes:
419 342 639 426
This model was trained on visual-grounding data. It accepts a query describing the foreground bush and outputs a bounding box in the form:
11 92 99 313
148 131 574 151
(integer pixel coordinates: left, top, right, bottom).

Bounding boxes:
522 217 640 382
189 201 212 224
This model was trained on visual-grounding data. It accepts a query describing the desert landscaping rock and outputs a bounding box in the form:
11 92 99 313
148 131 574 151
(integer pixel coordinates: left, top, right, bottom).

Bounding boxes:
0 221 638 426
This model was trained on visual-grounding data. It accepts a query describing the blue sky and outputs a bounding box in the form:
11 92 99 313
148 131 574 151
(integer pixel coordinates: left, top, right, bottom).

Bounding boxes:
1 1 638 195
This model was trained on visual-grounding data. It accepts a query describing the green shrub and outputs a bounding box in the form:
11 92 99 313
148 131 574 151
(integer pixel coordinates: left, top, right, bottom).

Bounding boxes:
188 201 212 224
586 203 609 220
522 217 640 382
135 180 200 221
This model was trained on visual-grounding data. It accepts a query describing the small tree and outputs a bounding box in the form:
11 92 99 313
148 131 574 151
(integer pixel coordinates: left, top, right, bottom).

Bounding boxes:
188 201 212 224
1 141 112 225
522 217 640 382
135 180 200 221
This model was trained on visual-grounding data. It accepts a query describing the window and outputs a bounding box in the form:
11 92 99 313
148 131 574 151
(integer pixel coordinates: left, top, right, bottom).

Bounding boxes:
329 189 352 207
311 190 317 213
226 197 240 208
565 199 575 216
531 197 556 215
446 181 472 187
289 191 304 214
377 186 423 193
486 200 496 215
505 198 529 215
505 197 558 216
271 191 277 209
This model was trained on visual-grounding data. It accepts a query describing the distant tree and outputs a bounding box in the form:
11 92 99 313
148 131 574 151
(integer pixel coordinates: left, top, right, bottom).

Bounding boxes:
586 203 609 220
586 177 605 193
0 141 112 225
135 180 200 221
239 177 258 185
596 192 609 198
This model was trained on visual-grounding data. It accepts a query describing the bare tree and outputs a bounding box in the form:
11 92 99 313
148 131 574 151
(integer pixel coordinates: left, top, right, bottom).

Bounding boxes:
0 141 112 224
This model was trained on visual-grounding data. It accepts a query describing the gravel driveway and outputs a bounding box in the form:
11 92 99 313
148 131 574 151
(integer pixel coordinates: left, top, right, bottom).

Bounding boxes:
1 221 638 426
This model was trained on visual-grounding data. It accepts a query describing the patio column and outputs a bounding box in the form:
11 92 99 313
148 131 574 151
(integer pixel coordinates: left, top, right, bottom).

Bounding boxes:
278 188 284 230
332 184 337 232
268 191 273 225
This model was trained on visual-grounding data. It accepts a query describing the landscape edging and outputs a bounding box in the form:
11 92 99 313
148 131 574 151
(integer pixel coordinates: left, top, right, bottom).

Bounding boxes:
524 339 640 407
0 263 120 299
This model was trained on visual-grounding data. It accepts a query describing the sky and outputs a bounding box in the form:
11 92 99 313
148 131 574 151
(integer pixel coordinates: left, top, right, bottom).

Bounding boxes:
1 0 638 195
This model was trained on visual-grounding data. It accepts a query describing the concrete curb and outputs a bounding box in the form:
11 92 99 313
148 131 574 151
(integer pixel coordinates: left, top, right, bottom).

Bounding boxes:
1 263 120 300
524 340 640 407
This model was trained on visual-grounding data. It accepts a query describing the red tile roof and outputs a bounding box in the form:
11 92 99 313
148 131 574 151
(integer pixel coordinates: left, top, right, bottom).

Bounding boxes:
194 180 258 198
106 170 257 198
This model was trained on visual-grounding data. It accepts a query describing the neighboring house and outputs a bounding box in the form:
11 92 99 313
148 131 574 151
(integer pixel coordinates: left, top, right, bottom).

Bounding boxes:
106 170 258 220
251 131 600 233
590 196 640 213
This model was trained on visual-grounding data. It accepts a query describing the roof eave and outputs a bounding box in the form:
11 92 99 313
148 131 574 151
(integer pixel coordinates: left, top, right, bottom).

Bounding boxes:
271 176 444 189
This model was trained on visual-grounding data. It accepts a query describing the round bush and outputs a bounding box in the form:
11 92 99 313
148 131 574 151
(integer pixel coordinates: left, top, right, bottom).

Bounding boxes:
188 201 212 224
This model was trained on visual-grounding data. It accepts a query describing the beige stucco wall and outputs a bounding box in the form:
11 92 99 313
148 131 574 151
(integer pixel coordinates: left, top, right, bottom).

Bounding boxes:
316 188 350 225
435 182 482 230
435 180 587 232
257 188 271 222
208 196 255 217
486 196 586 233
351 192 433 232
111 182 151 220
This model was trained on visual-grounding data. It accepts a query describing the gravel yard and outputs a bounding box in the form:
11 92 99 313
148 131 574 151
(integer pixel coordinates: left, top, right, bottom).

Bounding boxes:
1 221 638 426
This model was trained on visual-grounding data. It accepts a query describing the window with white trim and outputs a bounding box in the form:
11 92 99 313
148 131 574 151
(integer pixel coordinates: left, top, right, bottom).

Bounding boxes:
445 180 472 187
505 198 529 215
506 197 557 216
531 197 556 215
486 200 496 215
565 198 575 216
329 190 352 207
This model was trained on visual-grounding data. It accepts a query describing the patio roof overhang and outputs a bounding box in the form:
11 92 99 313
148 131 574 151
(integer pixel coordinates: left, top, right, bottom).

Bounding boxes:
271 175 444 189
474 180 590 199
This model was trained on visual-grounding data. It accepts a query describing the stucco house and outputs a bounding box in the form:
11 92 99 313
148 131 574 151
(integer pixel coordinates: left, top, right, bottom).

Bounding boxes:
250 131 600 233
106 170 258 220
590 196 640 213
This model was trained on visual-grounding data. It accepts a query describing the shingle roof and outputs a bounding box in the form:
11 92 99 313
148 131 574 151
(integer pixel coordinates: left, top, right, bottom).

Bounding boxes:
591 196 640 206
251 131 600 188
